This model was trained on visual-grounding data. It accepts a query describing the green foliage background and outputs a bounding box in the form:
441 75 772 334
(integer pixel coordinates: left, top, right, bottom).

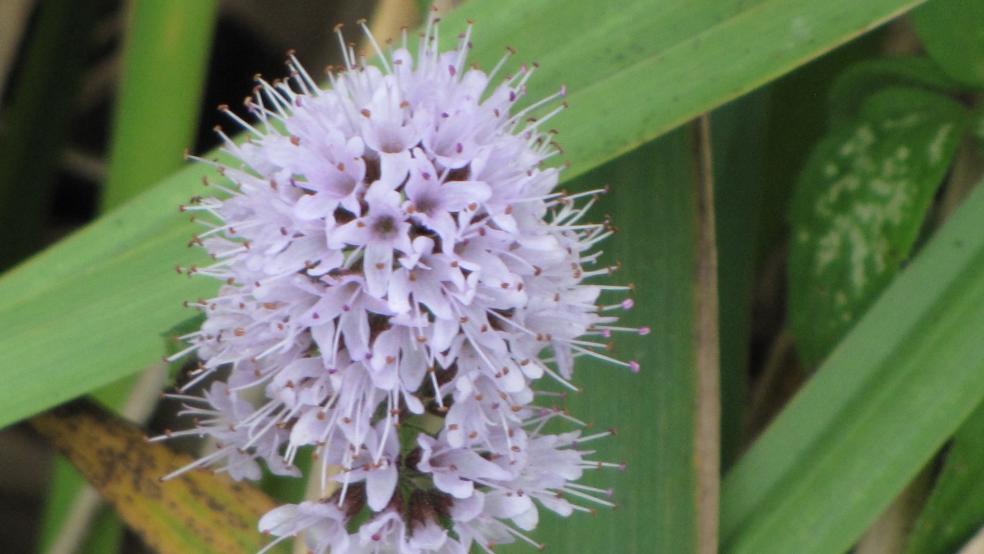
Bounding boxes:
0 0 981 552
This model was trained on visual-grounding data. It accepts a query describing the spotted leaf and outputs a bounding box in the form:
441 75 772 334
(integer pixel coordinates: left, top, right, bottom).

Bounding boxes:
788 86 967 367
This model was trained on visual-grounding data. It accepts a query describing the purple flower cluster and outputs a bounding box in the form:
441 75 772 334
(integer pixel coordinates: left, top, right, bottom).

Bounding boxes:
162 16 643 553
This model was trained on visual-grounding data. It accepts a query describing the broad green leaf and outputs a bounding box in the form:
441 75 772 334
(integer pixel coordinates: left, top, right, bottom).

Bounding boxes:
911 0 984 87
788 87 966 367
464 0 928 179
501 123 720 552
904 400 984 554
0 0 101 269
31 400 278 554
721 181 984 553
0 0 928 428
827 56 963 124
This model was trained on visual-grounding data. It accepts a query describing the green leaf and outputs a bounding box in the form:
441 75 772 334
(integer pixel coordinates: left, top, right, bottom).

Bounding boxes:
904 400 984 554
0 0 928 428
501 123 720 552
911 0 984 88
721 181 984 553
31 399 279 554
827 56 963 124
101 0 218 210
461 0 929 180
788 87 966 367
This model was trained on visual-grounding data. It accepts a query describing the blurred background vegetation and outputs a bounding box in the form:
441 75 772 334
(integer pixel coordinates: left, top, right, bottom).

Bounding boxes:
0 0 981 553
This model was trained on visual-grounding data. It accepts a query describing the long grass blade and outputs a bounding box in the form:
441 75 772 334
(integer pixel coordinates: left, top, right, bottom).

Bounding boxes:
721 181 984 553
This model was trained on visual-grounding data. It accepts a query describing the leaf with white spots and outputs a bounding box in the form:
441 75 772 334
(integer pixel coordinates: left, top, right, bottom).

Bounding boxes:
788 86 967 367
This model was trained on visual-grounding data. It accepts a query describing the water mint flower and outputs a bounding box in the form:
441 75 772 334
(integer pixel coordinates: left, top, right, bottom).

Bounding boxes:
161 13 641 553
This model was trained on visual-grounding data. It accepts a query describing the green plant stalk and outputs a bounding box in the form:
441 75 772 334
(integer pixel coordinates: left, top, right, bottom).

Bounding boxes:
0 1 101 270
38 2 218 552
0 0 928 431
721 181 984 553
100 0 218 212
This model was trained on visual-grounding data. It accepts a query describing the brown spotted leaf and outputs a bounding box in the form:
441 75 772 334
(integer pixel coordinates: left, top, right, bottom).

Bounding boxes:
31 400 278 554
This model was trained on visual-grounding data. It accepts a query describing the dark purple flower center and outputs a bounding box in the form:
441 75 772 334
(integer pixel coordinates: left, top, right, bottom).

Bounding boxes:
372 215 398 238
415 195 438 216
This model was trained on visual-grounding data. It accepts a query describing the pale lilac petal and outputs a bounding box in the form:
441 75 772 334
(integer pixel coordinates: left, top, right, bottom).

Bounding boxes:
512 504 539 531
387 269 411 313
441 180 492 210
290 408 327 445
378 150 412 188
259 504 302 536
294 192 338 220
430 317 458 353
444 449 513 481
366 463 398 511
484 491 535 519
434 472 474 499
399 342 428 391
364 242 393 297
409 520 448 550
451 493 485 522
327 218 370 248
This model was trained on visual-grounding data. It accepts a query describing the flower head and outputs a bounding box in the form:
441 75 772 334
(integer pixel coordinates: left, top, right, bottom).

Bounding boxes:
162 14 641 553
